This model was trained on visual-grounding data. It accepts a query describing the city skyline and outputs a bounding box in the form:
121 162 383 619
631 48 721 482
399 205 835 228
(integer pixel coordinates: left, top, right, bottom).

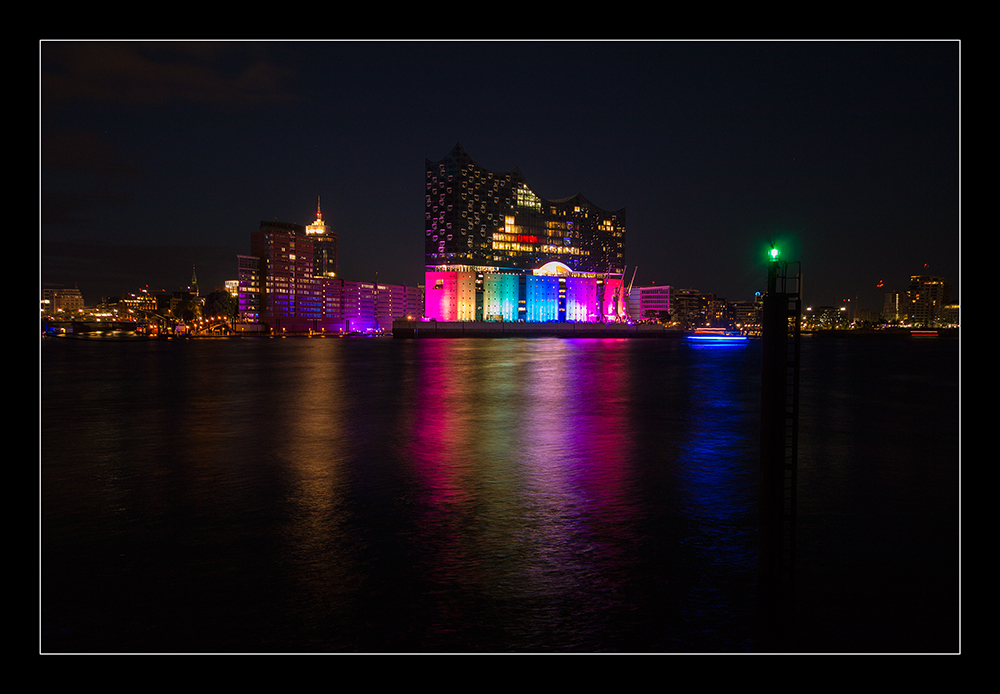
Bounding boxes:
41 41 959 312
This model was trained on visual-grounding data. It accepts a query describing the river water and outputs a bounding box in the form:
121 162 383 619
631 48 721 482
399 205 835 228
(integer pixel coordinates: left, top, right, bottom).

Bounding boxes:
40 334 959 652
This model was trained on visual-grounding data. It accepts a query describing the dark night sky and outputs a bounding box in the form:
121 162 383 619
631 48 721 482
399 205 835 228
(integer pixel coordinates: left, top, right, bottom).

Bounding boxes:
40 41 960 312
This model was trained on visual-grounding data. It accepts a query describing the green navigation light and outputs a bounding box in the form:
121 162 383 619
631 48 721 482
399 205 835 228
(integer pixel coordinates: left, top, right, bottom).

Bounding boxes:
769 247 780 261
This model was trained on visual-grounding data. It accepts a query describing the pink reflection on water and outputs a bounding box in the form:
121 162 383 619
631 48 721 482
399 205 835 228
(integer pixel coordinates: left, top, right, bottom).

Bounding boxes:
400 339 643 616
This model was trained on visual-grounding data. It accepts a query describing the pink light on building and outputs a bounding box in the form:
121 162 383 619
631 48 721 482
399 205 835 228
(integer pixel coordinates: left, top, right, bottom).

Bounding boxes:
425 271 476 321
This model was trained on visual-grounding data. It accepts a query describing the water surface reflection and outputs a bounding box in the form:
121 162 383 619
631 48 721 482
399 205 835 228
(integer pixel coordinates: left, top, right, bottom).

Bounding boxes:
43 337 760 651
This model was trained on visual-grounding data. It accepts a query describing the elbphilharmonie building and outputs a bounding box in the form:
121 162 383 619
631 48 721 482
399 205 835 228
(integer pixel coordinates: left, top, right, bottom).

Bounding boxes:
425 144 628 323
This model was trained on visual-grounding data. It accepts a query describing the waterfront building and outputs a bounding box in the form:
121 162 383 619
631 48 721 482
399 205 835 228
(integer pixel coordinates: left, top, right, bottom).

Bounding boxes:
482 272 520 322
240 215 417 333
566 275 600 323
341 280 378 332
251 220 323 329
908 275 950 327
237 255 262 322
730 299 762 334
42 287 85 316
882 276 953 327
670 289 704 328
375 282 420 327
341 280 422 333
669 288 731 329
425 144 627 323
804 305 849 330
122 291 158 315
629 284 672 322
425 270 477 322
940 303 959 327
883 290 906 324
526 274 560 323
855 308 880 325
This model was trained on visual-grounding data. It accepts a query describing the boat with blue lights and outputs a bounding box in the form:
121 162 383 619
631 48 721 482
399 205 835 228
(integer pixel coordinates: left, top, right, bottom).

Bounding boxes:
684 327 749 342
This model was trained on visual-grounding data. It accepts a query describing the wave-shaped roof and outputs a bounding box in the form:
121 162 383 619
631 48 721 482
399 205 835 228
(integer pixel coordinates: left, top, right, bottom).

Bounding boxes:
429 143 624 216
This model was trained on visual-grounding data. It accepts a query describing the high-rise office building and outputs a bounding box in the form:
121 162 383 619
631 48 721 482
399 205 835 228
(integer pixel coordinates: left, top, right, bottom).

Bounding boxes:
305 197 338 279
251 220 322 328
240 214 416 334
883 290 906 324
908 275 950 327
237 255 262 322
424 144 627 322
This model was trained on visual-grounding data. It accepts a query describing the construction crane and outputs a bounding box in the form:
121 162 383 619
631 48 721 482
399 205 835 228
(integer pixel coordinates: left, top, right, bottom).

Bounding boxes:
597 265 612 323
619 266 637 323
600 265 637 323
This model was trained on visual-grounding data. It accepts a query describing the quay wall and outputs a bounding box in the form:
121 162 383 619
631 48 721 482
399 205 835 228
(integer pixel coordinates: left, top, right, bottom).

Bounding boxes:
392 319 683 339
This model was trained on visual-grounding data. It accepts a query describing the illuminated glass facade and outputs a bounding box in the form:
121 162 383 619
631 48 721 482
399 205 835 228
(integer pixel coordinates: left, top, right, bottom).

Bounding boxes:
424 144 627 322
425 144 625 273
